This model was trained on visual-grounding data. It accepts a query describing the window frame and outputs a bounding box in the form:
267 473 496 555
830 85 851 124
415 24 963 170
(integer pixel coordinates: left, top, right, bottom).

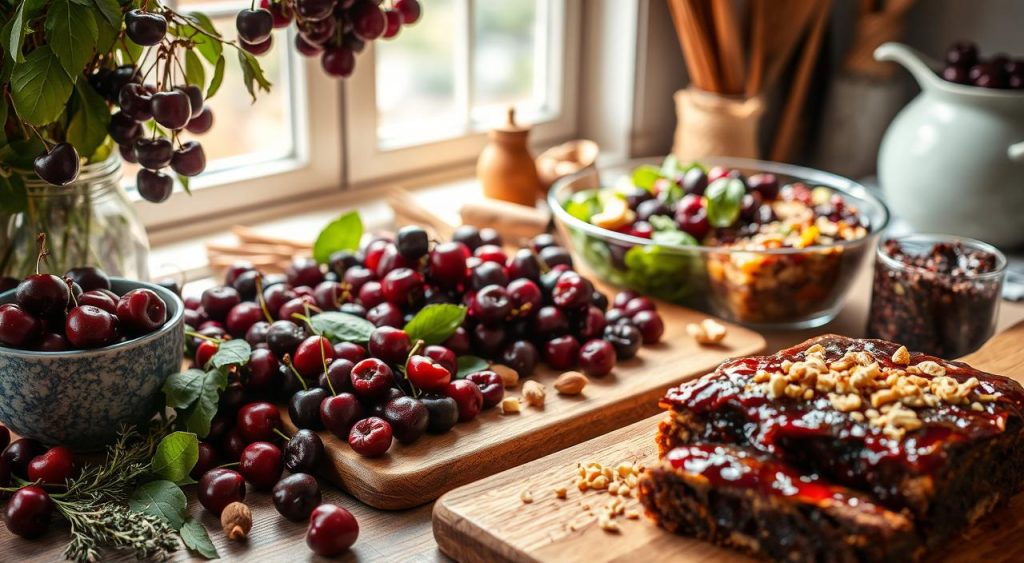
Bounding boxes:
343 0 582 187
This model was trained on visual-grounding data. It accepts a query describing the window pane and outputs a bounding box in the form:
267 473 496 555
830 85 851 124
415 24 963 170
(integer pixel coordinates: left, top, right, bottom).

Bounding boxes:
472 0 539 120
375 0 460 147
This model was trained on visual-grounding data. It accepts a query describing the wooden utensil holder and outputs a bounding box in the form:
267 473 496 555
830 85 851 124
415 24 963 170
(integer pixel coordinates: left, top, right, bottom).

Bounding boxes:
672 87 764 162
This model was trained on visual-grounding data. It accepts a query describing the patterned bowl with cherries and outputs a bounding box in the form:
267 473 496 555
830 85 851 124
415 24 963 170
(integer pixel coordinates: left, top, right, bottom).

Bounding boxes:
0 278 184 450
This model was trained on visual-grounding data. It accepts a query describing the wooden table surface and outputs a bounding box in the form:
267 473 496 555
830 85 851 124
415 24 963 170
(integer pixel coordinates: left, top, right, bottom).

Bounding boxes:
7 266 1024 562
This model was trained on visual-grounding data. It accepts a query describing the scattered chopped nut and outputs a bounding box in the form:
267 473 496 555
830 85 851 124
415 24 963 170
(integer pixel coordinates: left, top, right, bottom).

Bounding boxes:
598 516 620 532
554 486 568 499
491 364 520 388
686 318 728 345
520 490 533 504
500 397 521 414
891 346 910 365
554 371 589 395
521 380 546 408
625 509 640 520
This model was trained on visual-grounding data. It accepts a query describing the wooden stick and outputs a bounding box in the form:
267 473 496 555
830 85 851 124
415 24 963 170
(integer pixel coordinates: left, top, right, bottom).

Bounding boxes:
770 0 832 161
684 0 722 93
746 0 766 97
230 226 312 250
711 0 744 95
763 0 822 92
668 0 712 90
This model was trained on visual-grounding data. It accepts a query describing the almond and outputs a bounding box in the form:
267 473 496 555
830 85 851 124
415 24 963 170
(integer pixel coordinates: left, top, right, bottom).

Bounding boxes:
554 371 589 395
491 363 519 388
522 380 546 407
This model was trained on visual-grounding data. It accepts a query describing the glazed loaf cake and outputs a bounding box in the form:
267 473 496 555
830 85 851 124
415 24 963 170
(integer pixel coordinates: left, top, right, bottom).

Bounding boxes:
646 335 1024 552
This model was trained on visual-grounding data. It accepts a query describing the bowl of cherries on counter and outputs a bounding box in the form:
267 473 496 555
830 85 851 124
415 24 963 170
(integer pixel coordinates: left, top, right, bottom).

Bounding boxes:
0 255 184 450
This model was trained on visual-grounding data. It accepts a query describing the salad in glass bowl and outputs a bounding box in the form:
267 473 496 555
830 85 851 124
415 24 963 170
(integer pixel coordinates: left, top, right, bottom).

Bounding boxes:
549 156 890 328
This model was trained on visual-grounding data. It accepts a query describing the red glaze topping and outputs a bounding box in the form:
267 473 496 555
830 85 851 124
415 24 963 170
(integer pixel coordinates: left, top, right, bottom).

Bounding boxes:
666 443 886 512
662 336 1024 475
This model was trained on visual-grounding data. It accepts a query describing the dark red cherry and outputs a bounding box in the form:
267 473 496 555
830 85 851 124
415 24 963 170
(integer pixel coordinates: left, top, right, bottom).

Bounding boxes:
273 472 322 521
136 169 174 203
198 468 246 515
33 142 80 186
16 274 69 318
185 107 214 134
347 417 392 457
261 0 293 28
351 0 386 40
134 138 174 169
295 0 335 21
2 486 53 538
236 401 282 442
64 266 110 292
239 441 284 490
27 446 76 485
151 90 192 130
284 429 326 473
125 9 167 46
170 141 206 177
236 8 274 44
65 305 118 349
108 112 142 145
306 504 359 556
395 0 422 24
241 35 274 56
116 288 167 335
321 46 355 78
382 9 402 38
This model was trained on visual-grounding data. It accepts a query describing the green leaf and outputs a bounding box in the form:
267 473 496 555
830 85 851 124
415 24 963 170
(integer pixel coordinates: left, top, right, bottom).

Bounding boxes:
313 211 364 264
207 55 225 99
455 355 489 378
67 80 112 160
178 174 191 195
310 312 376 344
705 177 746 228
10 46 75 126
163 369 207 409
128 481 187 530
0 174 27 214
404 304 467 346
46 0 99 77
651 229 698 247
152 432 199 485
211 339 251 369
237 50 271 103
0 137 45 170
3 1 28 64
181 518 219 559
92 0 122 28
184 49 205 90
181 369 228 438
0 99 8 145
564 190 600 222
631 165 664 191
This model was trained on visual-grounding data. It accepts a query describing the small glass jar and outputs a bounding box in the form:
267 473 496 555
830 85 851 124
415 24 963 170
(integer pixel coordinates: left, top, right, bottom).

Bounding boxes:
867 234 1006 358
2 155 150 279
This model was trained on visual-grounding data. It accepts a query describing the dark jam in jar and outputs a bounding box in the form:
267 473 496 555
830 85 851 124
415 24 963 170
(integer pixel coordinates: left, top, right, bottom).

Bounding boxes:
867 237 1004 358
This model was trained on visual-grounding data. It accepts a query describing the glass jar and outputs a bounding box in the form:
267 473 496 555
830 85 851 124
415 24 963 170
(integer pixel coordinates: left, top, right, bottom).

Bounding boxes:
1 156 150 280
866 234 1006 358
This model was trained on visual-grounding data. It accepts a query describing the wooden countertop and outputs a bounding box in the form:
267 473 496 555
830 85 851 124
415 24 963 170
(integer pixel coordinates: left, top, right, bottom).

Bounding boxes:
7 265 1024 562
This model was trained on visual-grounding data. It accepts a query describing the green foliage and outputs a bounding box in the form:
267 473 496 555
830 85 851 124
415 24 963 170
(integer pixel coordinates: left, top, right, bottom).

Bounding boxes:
181 518 219 559
151 432 200 485
705 177 746 227
238 50 271 103
128 480 188 529
210 339 251 369
67 81 112 159
313 211 364 264
310 311 377 344
455 355 489 378
162 368 229 438
46 0 99 77
404 304 467 346
11 46 75 126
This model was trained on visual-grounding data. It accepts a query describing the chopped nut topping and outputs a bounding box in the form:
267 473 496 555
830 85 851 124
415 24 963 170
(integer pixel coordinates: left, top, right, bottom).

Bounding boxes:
554 487 568 499
520 490 533 504
500 397 521 414
522 380 546 408
687 318 728 345
597 516 620 532
891 346 910 365
914 360 947 376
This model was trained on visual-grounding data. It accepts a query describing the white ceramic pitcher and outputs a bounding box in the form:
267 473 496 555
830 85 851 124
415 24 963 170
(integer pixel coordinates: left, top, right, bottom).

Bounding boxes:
875 42 1024 248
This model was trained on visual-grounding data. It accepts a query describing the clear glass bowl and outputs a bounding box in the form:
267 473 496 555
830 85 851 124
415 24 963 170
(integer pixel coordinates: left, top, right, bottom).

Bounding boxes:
548 157 891 329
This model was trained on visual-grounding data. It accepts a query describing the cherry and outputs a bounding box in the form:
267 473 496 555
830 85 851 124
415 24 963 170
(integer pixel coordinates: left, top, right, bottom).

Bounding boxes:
321 46 356 78
266 320 305 357
108 111 142 145
579 339 616 377
333 342 367 364
394 0 422 24
420 394 458 434
66 305 118 349
16 275 69 318
74 291 114 316
284 429 326 473
604 323 642 360
406 355 451 392
428 242 468 288
185 107 214 134
0 425 9 451
34 141 80 186
319 358 355 393
343 32 367 53
236 401 282 442
136 169 173 203
312 281 345 310
530 233 558 252
394 226 428 261
27 446 76 485
0 304 42 348
349 358 395 401
423 345 456 376
198 468 246 515
612 290 639 309
194 340 219 369
295 0 335 21
381 268 424 308
64 267 110 292
307 504 359 556
442 326 471 356
532 306 569 339
293 336 334 377
301 16 336 45
261 0 293 27
506 249 542 282
357 281 386 308
34 332 66 352
470 261 509 291
366 3 396 38
506 278 542 319
367 326 411 365
285 257 325 288
125 9 167 46
382 396 428 444
632 310 664 344
175 84 204 118
236 8 274 44
320 392 363 438
470 324 505 357
170 141 206 177
452 225 484 250
222 427 249 462
577 306 607 341
226 302 264 338
246 348 281 391
151 90 192 130
134 138 173 169
623 297 656 317
289 387 329 430
219 381 247 414
446 380 483 422
2 439 46 478
465 371 504 409
201 286 241 322
348 417 393 457
472 285 511 325
499 340 538 377
553 271 593 310
263 284 297 317
116 288 167 335
118 83 153 121
544 335 580 371
239 441 283 491
351 0 386 40
539 246 573 269
273 472 322 522
191 442 217 480
373 244 412 278
3 486 53 539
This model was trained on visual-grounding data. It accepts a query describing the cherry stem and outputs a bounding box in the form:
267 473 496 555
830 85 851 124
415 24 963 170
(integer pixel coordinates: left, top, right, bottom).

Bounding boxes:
528 247 551 275
254 274 273 323
64 277 78 307
218 462 240 469
34 233 49 275
273 427 291 442
408 339 425 362
184 329 222 344
281 354 308 391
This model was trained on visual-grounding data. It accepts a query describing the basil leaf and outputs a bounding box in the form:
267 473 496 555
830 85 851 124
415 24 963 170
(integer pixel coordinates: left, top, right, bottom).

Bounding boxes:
207 55 225 99
651 229 698 247
647 215 676 232
660 154 683 176
128 481 187 530
163 369 206 409
181 369 228 438
705 177 746 227
45 0 99 77
67 80 111 159
237 50 271 103
152 432 199 485
211 339 251 369
11 46 75 126
310 312 375 344
404 304 467 346
184 49 205 90
313 211 363 264
564 190 600 222
0 174 27 214
455 355 489 379
631 165 663 191
181 517 219 559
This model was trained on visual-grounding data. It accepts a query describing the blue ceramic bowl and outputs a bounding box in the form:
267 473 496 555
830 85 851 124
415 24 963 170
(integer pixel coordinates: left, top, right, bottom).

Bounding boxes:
0 278 184 450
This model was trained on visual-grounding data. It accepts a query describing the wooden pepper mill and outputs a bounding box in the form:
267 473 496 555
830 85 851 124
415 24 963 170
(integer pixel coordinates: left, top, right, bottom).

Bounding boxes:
476 107 542 207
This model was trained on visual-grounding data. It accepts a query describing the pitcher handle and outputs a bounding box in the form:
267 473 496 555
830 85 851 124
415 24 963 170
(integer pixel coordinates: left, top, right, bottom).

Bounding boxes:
1010 142 1024 163
874 42 943 90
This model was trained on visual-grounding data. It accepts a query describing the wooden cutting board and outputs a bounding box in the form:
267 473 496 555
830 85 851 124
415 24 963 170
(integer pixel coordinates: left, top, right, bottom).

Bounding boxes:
433 322 1024 562
283 301 765 510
